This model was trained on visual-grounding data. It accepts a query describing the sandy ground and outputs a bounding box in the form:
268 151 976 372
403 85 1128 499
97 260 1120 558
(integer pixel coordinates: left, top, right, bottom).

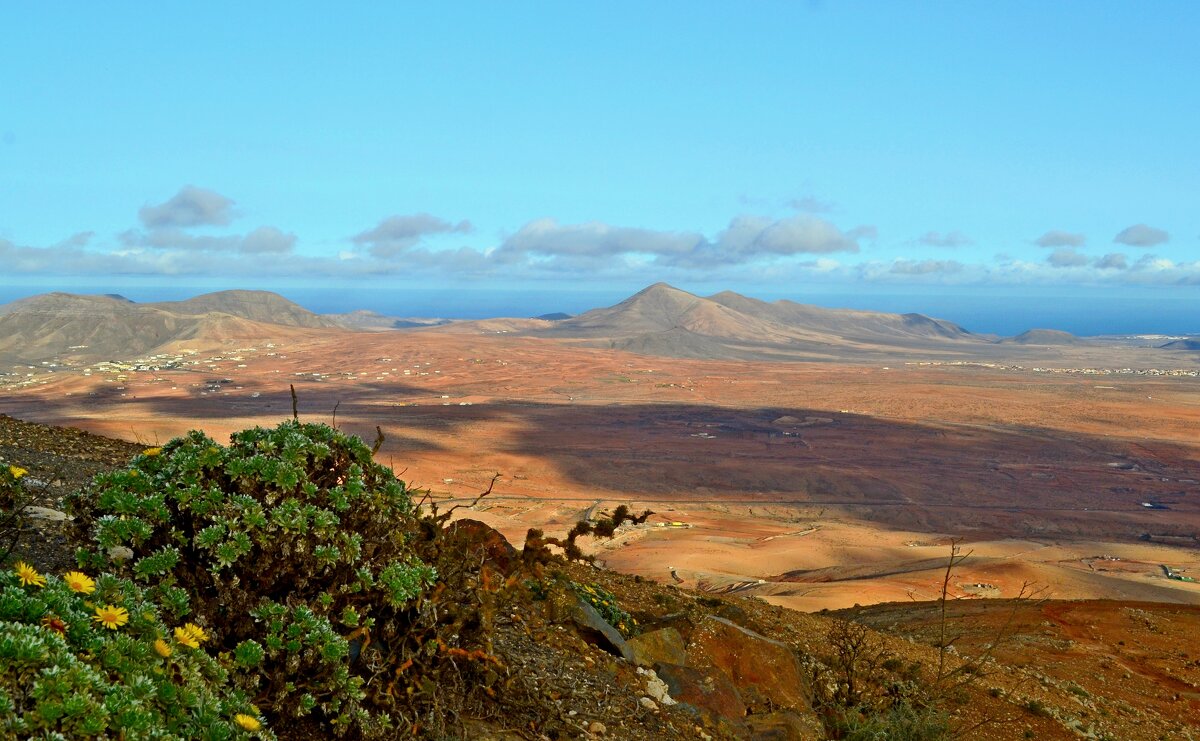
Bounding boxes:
2 327 1198 611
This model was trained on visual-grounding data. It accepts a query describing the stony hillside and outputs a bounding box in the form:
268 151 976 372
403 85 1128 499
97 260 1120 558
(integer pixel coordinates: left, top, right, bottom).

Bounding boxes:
2 413 1198 740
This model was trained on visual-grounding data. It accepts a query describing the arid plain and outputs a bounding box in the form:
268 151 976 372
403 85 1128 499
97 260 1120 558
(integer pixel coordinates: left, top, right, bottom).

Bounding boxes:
2 308 1198 613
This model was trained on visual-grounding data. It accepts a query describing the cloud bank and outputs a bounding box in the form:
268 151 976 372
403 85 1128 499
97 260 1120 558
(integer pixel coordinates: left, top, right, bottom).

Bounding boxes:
4 186 1197 288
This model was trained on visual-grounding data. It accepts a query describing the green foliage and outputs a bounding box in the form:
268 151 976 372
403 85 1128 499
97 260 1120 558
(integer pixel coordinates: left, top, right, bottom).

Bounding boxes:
829 701 950 740
0 567 267 739
1023 697 1050 717
572 582 637 637
67 421 437 736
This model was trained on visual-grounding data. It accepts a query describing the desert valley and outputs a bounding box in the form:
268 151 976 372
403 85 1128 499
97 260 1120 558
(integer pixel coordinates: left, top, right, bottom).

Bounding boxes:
3 284 1197 616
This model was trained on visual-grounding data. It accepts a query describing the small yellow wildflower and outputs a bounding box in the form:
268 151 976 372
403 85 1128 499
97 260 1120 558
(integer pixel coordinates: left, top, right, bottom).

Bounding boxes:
174 622 209 649
92 604 130 630
142 447 162 457
8 465 26 479
62 571 96 594
174 627 200 649
154 638 172 657
13 561 46 588
233 713 262 731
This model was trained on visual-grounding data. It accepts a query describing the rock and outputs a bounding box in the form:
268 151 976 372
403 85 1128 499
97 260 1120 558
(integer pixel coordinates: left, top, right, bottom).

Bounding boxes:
639 697 658 711
107 545 134 562
744 710 824 740
442 519 518 575
656 662 746 721
686 616 812 712
714 602 764 634
587 721 606 735
645 611 697 641
569 597 631 659
639 668 677 705
23 505 70 521
625 626 687 667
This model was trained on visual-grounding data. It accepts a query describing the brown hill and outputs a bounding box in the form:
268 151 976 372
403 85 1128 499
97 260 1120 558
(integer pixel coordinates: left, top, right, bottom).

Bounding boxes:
0 290 334 363
1001 329 1084 346
706 289 979 343
530 283 989 360
147 289 338 329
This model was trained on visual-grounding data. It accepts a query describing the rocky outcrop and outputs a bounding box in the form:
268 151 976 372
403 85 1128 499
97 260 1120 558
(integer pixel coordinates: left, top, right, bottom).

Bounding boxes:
686 616 813 713
625 626 687 668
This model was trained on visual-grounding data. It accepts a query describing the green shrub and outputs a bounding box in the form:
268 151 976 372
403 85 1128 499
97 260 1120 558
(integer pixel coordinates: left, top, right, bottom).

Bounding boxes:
572 582 637 637
829 701 950 741
67 421 437 736
0 565 267 739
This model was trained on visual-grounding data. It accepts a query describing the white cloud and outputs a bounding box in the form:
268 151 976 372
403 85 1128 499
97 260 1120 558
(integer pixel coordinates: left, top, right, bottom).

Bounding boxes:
352 214 473 258
1034 230 1086 248
1114 223 1169 247
1046 248 1089 267
138 186 236 228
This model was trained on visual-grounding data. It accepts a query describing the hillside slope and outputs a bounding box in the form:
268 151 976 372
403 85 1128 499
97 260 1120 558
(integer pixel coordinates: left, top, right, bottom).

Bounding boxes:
4 413 1198 739
0 290 335 363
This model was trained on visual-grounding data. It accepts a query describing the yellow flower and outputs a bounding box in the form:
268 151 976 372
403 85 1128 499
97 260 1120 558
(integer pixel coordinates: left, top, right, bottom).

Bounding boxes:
154 638 172 657
92 604 130 630
62 571 96 594
233 713 262 731
142 447 162 457
174 622 209 649
13 561 46 588
8 465 26 479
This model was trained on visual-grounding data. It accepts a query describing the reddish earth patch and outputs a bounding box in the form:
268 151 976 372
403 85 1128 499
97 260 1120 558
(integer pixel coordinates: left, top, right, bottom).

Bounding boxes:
2 328 1198 611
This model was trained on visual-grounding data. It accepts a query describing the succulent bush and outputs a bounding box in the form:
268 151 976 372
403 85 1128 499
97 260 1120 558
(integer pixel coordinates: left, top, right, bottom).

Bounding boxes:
66 421 440 736
0 563 266 739
572 581 638 637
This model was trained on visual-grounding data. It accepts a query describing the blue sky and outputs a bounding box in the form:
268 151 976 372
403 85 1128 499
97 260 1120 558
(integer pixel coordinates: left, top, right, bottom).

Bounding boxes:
2 2 1199 319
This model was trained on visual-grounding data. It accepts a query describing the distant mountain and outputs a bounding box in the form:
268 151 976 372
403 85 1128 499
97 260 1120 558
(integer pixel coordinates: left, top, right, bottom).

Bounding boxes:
149 290 339 329
1001 329 1083 346
327 310 451 331
705 290 977 343
533 312 572 321
1160 338 1200 350
547 283 796 342
0 290 334 363
530 283 990 360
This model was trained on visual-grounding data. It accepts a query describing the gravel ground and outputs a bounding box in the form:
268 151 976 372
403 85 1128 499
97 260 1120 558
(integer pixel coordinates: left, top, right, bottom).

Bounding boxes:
1 413 144 572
